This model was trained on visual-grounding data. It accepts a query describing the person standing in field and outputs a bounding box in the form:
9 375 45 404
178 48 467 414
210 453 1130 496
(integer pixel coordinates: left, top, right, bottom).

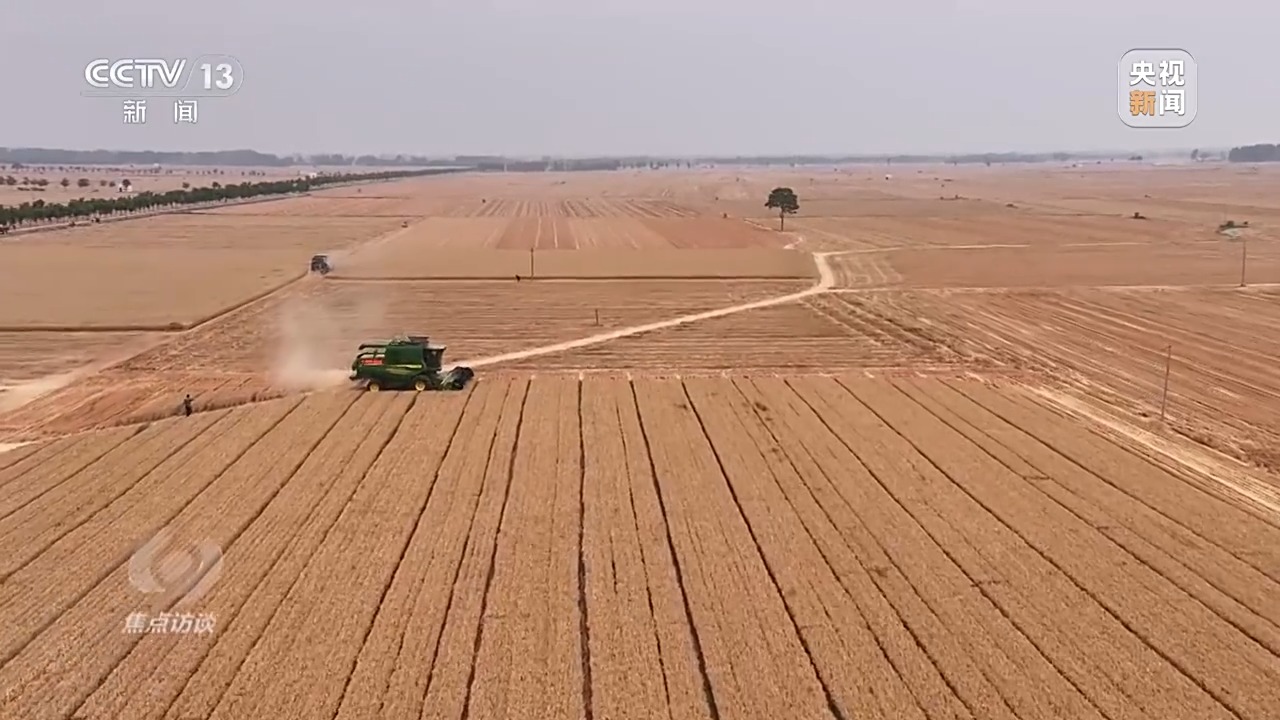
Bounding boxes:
182 395 193 417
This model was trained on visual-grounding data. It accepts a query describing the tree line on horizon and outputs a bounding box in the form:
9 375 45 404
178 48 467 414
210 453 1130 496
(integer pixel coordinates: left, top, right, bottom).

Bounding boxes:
0 148 466 168
1227 144 1280 163
0 167 462 231
0 147 1213 172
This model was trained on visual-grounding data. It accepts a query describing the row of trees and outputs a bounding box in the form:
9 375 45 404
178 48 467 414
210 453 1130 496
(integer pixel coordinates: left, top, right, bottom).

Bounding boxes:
1227 144 1280 163
3 176 126 189
0 168 461 230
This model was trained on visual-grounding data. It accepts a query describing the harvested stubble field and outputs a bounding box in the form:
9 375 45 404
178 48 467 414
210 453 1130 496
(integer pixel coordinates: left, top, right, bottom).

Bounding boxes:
444 197 701 218
116 280 812 375
880 286 1280 471
0 213 405 329
880 239 1280 286
791 213 1212 252
200 196 422 218
0 278 808 439
334 247 810 279
503 294 974 375
2 376 1279 720
201 176 464 218
0 332 155 385
332 214 787 254
830 238 1280 289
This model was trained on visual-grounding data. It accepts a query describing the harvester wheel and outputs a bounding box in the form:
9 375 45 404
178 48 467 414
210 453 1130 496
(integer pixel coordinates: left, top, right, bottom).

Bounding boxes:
413 377 429 392
366 380 382 393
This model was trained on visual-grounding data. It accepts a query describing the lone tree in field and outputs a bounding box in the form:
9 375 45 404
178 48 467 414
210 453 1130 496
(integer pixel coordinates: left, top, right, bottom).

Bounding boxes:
765 186 799 230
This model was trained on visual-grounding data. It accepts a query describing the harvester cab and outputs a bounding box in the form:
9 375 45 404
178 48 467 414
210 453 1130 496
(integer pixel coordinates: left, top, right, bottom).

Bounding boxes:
349 335 474 392
310 254 332 275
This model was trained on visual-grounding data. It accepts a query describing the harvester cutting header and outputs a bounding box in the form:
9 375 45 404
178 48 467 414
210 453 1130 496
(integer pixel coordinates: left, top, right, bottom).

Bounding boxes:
349 335 474 392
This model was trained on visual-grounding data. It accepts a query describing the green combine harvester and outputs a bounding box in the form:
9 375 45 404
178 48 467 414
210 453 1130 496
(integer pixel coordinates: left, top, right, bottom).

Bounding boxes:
349 335 475 392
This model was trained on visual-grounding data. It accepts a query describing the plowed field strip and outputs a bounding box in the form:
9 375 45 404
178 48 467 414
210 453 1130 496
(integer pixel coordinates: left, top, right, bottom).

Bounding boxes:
788 376 1199 720
843 377 1280 720
633 378 833 719
950 382 1280 582
82 393 416 720
198 390 471 720
684 378 927 720
899 379 1280 654
776 377 1107 720
470 378 585 718
0 412 225 577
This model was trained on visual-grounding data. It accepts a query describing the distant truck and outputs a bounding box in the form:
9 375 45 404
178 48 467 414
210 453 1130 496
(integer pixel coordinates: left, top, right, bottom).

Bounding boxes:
309 254 331 275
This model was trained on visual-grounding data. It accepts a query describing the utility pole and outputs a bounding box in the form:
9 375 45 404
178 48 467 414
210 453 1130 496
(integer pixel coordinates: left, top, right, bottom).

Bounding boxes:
1159 344 1173 423
529 247 535 278
1240 237 1248 287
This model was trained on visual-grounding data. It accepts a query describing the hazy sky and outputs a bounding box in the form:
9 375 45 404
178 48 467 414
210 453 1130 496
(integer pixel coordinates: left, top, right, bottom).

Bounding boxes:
0 1 1272 156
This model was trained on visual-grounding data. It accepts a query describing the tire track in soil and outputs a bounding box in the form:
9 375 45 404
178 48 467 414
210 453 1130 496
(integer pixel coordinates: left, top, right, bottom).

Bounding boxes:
897 379 1280 657
620 379 719 720
579 378 685 719
0 397 302 671
631 378 833 719
767 376 1096 720
953 382 1280 583
71 392 414 717
198 389 469 720
79 392 415 720
841 377 1273 720
786 376 1152 720
0 412 224 577
0 393 350 717
682 377 921 720
468 377 585 719
330 380 516 720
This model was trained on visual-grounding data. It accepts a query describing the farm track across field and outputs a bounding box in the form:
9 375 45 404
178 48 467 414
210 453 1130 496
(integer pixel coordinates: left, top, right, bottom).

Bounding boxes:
2 376 1279 719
